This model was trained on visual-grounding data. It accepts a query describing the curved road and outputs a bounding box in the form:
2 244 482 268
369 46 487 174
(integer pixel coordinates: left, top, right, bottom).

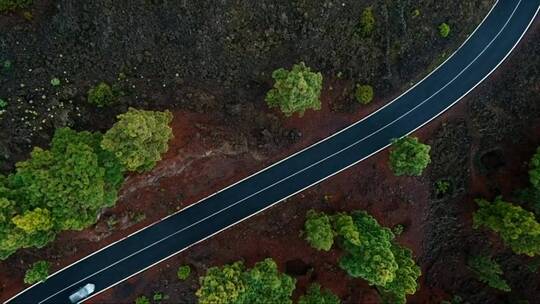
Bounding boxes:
6 0 540 303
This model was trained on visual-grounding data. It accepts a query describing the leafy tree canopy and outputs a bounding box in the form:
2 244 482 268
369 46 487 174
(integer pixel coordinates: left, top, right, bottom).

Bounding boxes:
389 136 431 176
102 108 173 172
304 209 334 251
298 284 340 304
24 260 50 284
265 62 323 117
379 244 422 304
468 255 510 292
332 213 361 246
473 197 540 257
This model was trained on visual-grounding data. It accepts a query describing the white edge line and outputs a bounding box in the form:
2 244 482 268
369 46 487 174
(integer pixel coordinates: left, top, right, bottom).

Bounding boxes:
77 2 540 303
12 0 500 290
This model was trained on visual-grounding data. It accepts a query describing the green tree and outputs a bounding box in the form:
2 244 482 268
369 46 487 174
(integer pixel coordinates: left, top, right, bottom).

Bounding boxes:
473 197 540 256
379 244 422 304
265 62 323 117
438 23 451 38
304 209 334 251
339 211 398 287
355 84 374 104
196 259 295 304
359 7 375 36
468 255 510 292
102 108 173 172
88 82 116 107
24 260 50 284
332 213 361 246
389 136 431 176
529 147 540 190
177 265 191 280
298 284 340 304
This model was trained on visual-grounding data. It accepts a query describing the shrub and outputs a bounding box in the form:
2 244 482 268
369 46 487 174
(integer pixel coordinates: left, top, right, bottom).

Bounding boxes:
355 84 374 104
134 296 150 304
529 147 540 190
50 77 61 86
88 82 116 107
359 7 375 36
177 264 191 280
389 136 431 176
265 62 323 117
468 255 510 292
379 244 422 304
102 108 173 172
304 209 334 251
196 258 295 304
473 197 540 256
24 260 49 284
438 23 451 38
298 284 340 304
0 98 7 109
0 0 32 12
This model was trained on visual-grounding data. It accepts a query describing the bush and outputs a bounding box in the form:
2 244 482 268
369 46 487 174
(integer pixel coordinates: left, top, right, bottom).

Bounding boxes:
102 108 173 172
196 258 295 304
24 260 49 284
438 23 451 38
298 284 340 304
265 62 323 117
332 213 361 246
529 147 540 190
468 255 510 292
0 0 31 12
134 296 150 304
389 136 431 176
177 265 191 280
379 244 422 304
473 197 540 256
88 82 116 107
355 84 374 104
359 7 375 36
304 209 334 251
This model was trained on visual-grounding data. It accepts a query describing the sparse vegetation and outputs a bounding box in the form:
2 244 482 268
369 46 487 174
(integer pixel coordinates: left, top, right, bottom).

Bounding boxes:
355 84 374 104
298 284 340 304
389 136 431 176
529 147 540 190
265 62 323 117
24 260 49 284
0 0 31 12
359 7 375 37
439 22 451 38
468 255 510 292
177 265 191 280
88 82 116 107
134 296 150 304
473 197 540 257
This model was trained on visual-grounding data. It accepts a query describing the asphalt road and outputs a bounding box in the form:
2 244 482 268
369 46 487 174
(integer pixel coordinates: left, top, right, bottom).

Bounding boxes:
5 0 540 303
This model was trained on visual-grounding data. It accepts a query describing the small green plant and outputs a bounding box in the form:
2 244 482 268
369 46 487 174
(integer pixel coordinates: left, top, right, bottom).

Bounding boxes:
265 62 323 117
2 60 12 71
355 84 374 104
529 147 540 190
468 255 510 292
0 98 7 109
153 292 164 301
50 77 61 86
177 265 191 280
24 261 50 284
359 7 375 36
435 180 451 196
389 136 431 176
88 82 116 107
438 22 451 38
298 284 340 304
392 224 404 236
411 9 420 18
0 0 32 12
134 296 150 304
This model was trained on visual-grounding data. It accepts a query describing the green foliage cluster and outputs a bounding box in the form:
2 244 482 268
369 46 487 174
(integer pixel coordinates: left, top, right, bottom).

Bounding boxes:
0 98 7 109
529 147 540 190
389 136 431 176
468 255 510 292
177 264 191 280
50 78 61 87
355 84 374 105
88 82 116 107
196 258 295 304
102 108 173 172
265 62 323 117
332 213 361 246
24 260 49 284
298 284 340 304
439 23 451 38
473 197 540 257
304 209 334 251
134 296 150 304
379 244 423 304
359 7 375 37
0 0 31 12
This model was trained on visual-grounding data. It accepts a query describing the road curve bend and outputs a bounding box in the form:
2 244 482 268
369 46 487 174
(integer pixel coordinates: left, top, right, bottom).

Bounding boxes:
5 0 540 303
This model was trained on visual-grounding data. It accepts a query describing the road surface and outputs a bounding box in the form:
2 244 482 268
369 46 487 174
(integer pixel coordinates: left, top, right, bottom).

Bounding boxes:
5 0 540 303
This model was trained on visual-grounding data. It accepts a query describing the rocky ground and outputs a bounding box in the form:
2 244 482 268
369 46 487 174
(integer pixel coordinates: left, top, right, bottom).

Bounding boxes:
4 0 538 303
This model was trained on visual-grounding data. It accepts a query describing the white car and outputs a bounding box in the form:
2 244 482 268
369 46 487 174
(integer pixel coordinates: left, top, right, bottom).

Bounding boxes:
68 283 95 303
